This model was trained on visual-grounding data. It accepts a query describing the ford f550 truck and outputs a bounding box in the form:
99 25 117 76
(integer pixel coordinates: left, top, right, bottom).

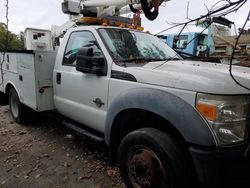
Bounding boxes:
1 24 250 188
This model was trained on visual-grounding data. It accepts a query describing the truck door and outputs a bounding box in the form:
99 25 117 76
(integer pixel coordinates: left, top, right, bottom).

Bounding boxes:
53 31 109 133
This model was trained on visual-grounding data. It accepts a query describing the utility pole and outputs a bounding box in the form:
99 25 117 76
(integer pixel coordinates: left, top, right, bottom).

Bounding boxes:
5 0 9 49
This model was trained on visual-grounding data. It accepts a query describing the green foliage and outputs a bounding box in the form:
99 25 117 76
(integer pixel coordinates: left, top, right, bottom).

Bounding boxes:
0 23 24 50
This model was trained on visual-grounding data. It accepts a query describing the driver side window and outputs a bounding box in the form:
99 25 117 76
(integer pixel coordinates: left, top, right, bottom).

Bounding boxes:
63 31 102 66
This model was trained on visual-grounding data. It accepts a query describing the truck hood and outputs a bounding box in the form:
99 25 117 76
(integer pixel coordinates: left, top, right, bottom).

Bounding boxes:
125 60 250 94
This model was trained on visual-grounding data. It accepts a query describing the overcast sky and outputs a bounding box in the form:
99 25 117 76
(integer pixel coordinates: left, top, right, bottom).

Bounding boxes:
0 0 249 35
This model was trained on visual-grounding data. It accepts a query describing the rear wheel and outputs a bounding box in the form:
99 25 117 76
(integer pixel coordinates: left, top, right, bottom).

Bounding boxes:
8 88 26 124
118 128 191 188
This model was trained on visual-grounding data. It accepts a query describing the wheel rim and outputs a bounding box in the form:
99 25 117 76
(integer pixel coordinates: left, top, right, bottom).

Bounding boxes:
127 146 166 188
10 92 19 118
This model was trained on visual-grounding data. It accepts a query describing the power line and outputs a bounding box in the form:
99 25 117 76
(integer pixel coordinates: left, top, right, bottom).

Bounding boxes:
155 0 247 36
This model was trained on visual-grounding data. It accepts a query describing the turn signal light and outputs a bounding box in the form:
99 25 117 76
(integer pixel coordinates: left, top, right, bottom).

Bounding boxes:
196 102 217 121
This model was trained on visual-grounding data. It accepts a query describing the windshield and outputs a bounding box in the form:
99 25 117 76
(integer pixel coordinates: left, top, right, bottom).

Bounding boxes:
99 28 181 64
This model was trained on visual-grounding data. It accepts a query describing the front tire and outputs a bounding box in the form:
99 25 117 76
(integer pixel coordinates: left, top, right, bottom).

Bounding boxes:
8 88 26 124
118 128 191 188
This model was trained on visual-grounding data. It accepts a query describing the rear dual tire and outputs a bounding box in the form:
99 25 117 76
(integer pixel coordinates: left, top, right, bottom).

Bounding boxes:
8 88 26 124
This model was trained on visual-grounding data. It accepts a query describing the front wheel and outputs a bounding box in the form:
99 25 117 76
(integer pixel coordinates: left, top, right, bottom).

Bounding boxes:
118 128 192 188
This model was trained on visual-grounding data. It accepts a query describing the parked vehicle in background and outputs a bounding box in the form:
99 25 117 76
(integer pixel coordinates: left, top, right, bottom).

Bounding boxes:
158 32 208 57
158 17 250 66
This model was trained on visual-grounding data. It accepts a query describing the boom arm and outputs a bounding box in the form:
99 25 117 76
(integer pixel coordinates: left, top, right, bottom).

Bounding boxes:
81 0 140 7
53 0 169 42
62 0 169 20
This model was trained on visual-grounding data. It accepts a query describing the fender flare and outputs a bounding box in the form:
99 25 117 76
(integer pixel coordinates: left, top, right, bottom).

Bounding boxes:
4 81 22 103
105 88 217 147
5 81 19 97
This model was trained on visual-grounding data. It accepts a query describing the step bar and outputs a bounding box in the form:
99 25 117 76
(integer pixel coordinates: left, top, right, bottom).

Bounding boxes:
62 119 104 142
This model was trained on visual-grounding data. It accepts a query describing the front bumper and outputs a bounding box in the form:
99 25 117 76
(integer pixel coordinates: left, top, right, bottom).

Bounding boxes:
190 144 250 188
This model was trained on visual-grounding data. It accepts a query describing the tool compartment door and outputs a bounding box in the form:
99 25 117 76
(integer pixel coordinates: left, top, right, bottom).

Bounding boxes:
34 51 56 112
17 53 37 110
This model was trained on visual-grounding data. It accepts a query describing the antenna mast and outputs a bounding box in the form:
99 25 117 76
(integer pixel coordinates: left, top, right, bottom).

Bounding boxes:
5 0 9 49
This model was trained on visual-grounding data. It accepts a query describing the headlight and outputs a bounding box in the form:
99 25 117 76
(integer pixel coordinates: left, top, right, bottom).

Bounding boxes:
196 93 249 146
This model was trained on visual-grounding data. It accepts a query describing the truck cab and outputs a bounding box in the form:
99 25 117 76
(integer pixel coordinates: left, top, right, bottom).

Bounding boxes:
53 26 110 133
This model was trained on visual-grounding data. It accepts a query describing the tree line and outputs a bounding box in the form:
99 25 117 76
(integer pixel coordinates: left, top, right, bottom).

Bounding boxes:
0 23 24 50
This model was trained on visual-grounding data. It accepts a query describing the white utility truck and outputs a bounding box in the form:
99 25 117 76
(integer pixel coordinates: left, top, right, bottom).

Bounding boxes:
0 0 250 187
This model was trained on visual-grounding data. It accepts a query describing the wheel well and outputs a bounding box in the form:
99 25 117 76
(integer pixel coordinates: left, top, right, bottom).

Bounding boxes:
109 109 198 183
110 109 186 160
5 83 14 97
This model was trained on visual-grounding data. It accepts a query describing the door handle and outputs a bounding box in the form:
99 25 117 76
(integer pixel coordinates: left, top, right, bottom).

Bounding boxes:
19 75 23 81
56 72 61 84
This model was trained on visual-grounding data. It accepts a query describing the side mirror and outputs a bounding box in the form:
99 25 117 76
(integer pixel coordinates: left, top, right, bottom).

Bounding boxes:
76 47 106 76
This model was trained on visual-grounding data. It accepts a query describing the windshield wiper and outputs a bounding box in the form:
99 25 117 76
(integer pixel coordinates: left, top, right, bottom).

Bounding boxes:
148 58 181 61
161 57 181 61
120 58 149 63
119 57 180 63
